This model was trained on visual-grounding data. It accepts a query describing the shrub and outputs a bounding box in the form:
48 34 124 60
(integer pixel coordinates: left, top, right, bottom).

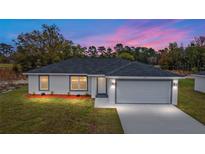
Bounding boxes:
191 67 198 73
12 64 22 73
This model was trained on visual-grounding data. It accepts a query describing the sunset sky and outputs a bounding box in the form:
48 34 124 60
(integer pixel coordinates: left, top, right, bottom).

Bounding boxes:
0 19 205 50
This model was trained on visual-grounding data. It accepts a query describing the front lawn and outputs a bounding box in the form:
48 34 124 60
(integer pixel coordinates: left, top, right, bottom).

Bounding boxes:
178 79 205 125
0 87 123 133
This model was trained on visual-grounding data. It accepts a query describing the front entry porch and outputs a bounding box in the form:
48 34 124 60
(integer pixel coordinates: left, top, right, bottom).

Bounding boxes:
96 77 108 99
95 77 110 107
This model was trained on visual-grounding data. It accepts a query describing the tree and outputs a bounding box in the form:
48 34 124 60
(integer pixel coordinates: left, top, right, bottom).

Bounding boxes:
118 52 135 61
105 47 113 57
193 36 205 47
124 46 131 52
14 24 78 71
0 43 14 57
86 46 98 57
158 40 205 71
159 42 183 70
159 48 169 69
97 46 106 57
114 43 124 52
70 44 85 57
185 46 205 71
0 43 14 63
132 47 158 64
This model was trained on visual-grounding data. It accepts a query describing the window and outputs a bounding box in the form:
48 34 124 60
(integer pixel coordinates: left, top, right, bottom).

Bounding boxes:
70 76 87 90
39 76 49 91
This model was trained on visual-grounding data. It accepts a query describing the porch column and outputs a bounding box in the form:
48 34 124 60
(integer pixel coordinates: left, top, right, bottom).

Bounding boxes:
108 78 116 104
91 77 97 98
172 79 178 105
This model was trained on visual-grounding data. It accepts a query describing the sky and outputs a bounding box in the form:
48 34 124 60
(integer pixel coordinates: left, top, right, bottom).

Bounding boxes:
0 19 205 50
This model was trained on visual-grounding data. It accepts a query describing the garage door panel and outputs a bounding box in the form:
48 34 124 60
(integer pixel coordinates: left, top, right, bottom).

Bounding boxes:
116 80 171 104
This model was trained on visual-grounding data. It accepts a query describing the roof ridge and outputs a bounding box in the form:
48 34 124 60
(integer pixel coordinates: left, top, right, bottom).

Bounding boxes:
106 61 133 75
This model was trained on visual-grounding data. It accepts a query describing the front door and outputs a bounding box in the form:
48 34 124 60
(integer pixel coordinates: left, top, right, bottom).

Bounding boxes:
97 77 106 94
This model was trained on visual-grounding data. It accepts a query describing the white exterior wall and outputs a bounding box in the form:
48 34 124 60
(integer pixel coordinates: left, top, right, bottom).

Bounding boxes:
28 75 92 95
108 78 116 104
28 75 39 94
91 77 97 98
172 80 178 105
194 76 205 93
28 74 179 105
50 75 69 94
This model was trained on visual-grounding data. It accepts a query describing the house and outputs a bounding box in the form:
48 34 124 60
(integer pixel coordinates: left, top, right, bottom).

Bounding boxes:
193 71 205 93
24 58 182 105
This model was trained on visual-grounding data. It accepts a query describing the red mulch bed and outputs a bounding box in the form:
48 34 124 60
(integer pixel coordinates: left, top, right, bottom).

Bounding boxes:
27 94 91 99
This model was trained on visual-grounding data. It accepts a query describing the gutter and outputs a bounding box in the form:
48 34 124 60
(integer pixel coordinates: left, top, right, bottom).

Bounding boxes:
23 72 105 76
191 74 205 78
106 76 184 80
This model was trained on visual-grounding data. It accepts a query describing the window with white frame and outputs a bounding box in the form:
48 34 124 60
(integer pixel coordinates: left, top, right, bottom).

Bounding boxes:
70 76 87 90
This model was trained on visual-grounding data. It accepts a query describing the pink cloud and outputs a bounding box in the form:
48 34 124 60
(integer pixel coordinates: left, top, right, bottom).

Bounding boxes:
78 20 191 50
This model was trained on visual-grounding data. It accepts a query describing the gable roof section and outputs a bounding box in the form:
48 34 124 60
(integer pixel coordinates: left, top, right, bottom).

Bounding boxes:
26 57 181 77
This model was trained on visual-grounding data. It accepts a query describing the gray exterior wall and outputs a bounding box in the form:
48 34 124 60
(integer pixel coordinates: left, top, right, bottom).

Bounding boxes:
28 75 92 95
194 76 205 93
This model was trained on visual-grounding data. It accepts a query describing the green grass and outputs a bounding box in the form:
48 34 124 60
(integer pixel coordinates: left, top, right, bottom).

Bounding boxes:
178 79 205 125
0 63 13 68
0 87 123 134
2 79 204 133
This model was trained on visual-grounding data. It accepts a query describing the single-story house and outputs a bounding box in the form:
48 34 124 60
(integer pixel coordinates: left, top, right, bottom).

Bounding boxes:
193 71 205 93
24 58 182 105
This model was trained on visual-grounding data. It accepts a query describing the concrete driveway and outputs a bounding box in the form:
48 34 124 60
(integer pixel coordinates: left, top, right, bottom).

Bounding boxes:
116 104 205 134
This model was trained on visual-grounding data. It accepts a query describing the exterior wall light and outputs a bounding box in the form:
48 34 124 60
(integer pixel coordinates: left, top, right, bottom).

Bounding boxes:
111 79 116 86
111 79 116 89
173 80 178 88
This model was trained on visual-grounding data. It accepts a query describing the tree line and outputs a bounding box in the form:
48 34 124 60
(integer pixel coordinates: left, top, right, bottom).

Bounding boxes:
159 37 205 72
0 24 205 72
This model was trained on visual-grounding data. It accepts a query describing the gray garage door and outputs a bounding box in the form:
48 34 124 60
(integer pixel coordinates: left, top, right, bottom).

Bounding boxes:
116 80 171 104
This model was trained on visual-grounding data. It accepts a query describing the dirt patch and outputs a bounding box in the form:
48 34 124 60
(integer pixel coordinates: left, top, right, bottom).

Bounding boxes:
0 68 25 81
0 80 27 93
0 67 27 93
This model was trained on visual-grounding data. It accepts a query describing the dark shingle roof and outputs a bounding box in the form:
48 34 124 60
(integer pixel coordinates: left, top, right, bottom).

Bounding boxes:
27 58 129 74
107 61 180 77
27 58 181 77
195 71 205 76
